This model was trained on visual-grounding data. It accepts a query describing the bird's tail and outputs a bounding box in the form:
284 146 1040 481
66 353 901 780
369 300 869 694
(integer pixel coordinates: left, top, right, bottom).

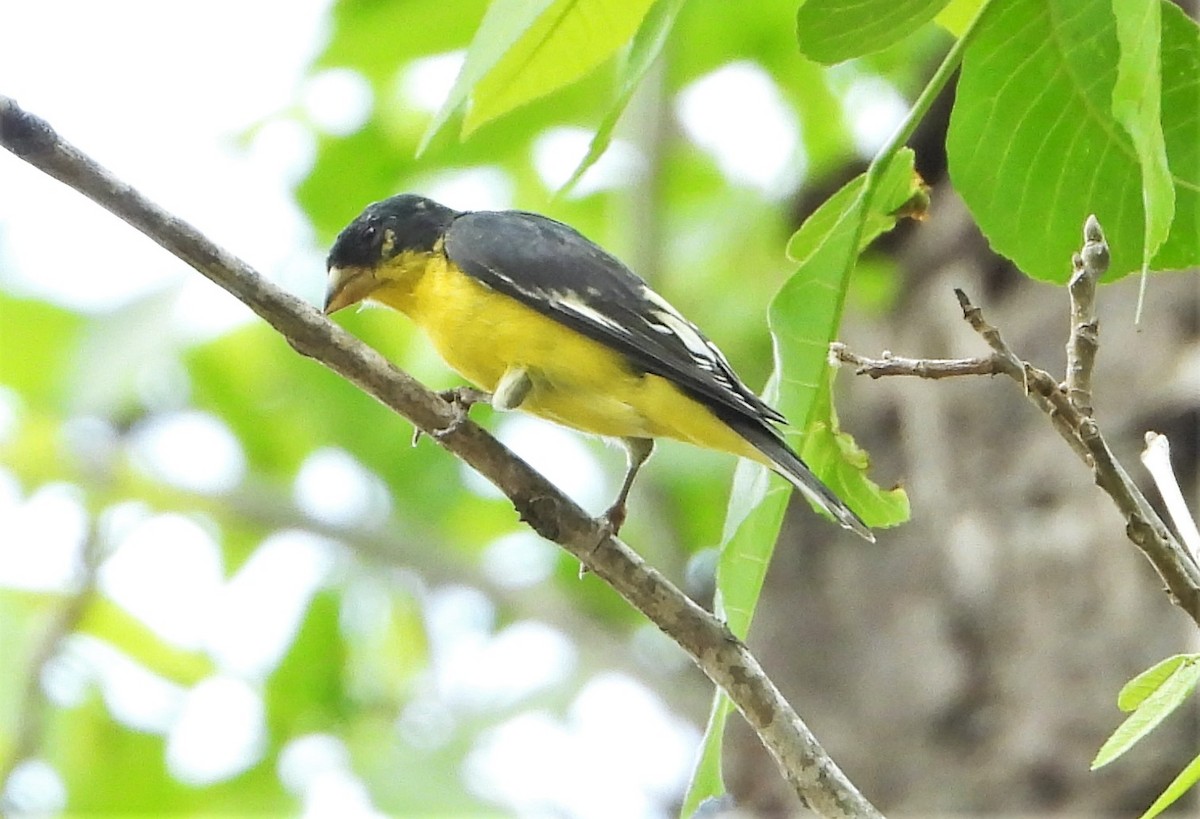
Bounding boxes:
730 417 875 542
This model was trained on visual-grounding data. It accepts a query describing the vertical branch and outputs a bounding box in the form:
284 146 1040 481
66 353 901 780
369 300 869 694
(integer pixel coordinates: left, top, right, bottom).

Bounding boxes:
1065 215 1108 416
0 527 101 810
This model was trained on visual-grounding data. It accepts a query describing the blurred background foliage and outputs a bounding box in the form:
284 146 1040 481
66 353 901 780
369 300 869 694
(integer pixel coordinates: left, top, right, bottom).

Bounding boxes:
2 0 1196 816
0 1 941 814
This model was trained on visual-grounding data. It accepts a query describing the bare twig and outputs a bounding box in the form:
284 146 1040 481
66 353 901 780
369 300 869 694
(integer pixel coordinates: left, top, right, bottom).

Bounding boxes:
0 95 880 818
1065 215 1108 415
835 313 1094 465
0 528 101 811
834 223 1200 625
831 343 1004 379
959 289 1200 622
952 288 1028 388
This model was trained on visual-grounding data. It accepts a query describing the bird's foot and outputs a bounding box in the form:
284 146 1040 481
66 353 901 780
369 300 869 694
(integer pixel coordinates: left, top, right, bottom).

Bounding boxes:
577 503 626 579
596 503 626 542
412 386 493 445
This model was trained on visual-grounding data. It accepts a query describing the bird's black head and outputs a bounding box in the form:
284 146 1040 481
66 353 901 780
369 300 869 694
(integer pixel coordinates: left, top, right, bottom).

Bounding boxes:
326 194 459 271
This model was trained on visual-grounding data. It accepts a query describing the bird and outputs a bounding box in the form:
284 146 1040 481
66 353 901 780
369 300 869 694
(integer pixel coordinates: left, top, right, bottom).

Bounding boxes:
323 194 873 541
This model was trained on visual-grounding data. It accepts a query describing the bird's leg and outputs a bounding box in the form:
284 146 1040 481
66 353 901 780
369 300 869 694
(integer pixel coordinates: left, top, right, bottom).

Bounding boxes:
580 438 654 577
491 366 533 411
417 368 532 444
597 437 655 540
414 385 494 445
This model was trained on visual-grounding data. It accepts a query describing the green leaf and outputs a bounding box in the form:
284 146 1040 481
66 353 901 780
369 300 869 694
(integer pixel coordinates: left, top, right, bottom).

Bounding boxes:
682 433 792 815
680 692 738 816
774 149 922 455
465 0 658 136
1118 654 1193 712
1093 657 1200 769
420 0 557 152
1111 0 1174 267
785 149 929 264
796 0 950 64
557 0 685 197
947 0 1200 283
683 151 920 814
1140 749 1200 819
798 368 910 528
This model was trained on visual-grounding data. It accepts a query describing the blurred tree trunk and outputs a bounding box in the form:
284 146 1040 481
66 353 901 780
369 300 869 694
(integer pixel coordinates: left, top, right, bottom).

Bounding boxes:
727 190 1200 815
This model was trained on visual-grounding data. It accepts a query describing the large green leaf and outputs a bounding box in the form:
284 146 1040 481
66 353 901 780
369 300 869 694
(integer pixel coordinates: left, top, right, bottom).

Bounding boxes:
682 151 919 814
773 151 917 534
796 0 950 64
947 0 1199 283
936 0 984 36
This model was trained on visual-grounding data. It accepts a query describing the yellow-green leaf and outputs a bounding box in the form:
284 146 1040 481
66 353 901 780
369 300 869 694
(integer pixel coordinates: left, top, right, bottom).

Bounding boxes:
420 0 556 152
464 0 657 135
1140 749 1200 819
1093 658 1200 769
1118 654 1194 712
683 150 921 815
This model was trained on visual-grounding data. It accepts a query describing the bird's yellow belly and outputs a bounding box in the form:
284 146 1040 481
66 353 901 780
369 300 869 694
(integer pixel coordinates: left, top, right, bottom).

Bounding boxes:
372 256 759 460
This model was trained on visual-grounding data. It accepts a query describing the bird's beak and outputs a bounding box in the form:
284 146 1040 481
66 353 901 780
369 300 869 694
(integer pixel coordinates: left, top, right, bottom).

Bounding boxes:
324 266 377 314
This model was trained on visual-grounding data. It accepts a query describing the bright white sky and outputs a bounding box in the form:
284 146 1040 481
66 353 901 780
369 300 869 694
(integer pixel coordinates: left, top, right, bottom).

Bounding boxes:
0 3 907 815
0 1 328 329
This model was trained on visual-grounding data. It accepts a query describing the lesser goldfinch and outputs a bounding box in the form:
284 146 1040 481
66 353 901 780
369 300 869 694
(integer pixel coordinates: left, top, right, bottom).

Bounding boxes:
324 194 872 541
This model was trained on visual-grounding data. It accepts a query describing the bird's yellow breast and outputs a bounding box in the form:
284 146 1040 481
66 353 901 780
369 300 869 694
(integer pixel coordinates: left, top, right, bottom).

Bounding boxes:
369 250 760 461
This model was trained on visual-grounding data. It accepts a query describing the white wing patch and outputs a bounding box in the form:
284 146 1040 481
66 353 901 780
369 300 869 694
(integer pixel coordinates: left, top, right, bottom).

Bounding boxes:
638 286 764 416
640 286 730 370
649 308 714 361
551 290 631 336
477 263 631 337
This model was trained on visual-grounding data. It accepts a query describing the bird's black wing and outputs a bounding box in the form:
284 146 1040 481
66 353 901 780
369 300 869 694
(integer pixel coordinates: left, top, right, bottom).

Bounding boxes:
443 209 785 427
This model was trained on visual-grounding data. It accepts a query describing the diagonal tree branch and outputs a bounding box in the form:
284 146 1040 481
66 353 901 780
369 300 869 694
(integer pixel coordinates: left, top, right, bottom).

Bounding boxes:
0 94 880 818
